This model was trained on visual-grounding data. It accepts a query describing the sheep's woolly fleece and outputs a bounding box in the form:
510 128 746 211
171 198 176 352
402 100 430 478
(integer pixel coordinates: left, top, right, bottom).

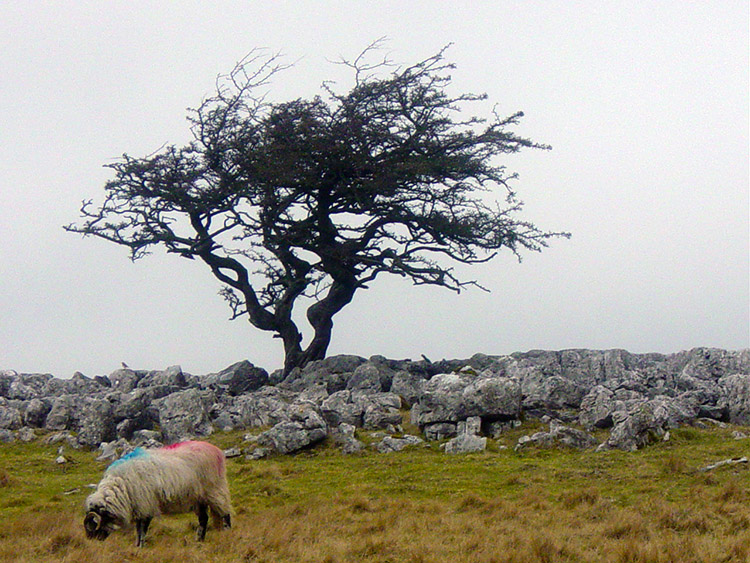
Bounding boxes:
87 440 232 528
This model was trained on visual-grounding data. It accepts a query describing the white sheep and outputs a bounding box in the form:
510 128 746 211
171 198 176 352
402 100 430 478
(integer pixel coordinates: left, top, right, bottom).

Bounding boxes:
83 440 233 547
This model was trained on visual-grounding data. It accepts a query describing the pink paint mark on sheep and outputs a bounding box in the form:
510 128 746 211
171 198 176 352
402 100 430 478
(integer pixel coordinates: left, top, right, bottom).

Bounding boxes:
162 441 192 451
160 441 225 475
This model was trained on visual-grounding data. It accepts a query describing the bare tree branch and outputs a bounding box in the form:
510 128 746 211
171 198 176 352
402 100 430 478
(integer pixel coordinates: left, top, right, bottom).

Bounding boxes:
66 44 569 374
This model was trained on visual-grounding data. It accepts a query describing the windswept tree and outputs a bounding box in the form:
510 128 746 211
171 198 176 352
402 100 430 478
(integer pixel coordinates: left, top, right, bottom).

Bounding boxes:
67 44 568 374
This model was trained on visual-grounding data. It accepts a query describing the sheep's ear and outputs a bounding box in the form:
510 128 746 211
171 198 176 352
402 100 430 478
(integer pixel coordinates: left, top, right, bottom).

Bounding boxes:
84 512 102 532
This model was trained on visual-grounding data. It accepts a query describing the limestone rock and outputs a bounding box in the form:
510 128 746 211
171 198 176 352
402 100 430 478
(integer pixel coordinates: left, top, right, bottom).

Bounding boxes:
23 398 51 428
77 399 116 447
718 374 750 425
0 400 23 430
108 368 141 392
390 370 427 406
376 435 423 453
7 373 53 400
321 390 402 430
443 433 487 454
155 388 215 443
412 371 520 430
137 365 187 390
255 401 327 455
346 362 387 392
578 385 618 429
202 360 269 396
220 387 296 429
44 395 78 431
257 420 326 455
281 355 366 393
516 421 598 451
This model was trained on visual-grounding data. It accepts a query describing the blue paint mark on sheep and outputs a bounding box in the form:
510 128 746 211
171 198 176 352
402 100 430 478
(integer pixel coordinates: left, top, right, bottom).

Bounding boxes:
107 447 148 472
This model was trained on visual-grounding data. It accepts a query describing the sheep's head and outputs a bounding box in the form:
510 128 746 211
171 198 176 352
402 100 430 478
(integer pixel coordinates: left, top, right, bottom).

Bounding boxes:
83 506 118 541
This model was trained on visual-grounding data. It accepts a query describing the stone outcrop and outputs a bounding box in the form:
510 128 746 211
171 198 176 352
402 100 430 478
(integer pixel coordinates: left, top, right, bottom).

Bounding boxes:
0 347 747 455
516 420 598 451
256 401 327 455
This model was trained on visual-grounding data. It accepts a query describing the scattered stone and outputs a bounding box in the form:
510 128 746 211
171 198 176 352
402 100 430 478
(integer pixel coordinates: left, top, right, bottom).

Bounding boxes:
699 457 748 472
96 442 119 462
341 438 365 455
246 447 271 460
331 423 365 454
43 431 79 448
130 430 162 448
108 368 140 392
376 435 423 453
17 427 35 442
422 422 457 441
96 438 131 462
457 416 482 436
137 365 187 389
443 433 487 454
578 386 617 430
45 395 78 432
223 447 242 458
486 419 520 438
515 421 598 451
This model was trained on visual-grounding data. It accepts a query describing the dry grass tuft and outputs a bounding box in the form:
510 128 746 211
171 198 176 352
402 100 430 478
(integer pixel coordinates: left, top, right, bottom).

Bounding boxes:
455 493 489 512
0 467 12 487
661 454 688 475
715 478 748 503
604 509 651 540
559 487 601 509
657 506 711 533
40 531 85 555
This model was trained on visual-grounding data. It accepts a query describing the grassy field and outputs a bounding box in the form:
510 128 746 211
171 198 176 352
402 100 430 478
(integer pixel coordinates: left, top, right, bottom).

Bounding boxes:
0 421 748 563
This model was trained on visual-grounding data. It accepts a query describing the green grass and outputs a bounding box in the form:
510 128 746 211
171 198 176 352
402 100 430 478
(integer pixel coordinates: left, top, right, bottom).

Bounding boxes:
0 423 748 562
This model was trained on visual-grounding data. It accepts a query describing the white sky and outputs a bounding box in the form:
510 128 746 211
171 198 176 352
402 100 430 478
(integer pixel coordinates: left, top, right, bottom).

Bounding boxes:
1 1 748 378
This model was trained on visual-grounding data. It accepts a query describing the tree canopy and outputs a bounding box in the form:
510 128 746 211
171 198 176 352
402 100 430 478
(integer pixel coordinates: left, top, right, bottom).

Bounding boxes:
67 44 568 373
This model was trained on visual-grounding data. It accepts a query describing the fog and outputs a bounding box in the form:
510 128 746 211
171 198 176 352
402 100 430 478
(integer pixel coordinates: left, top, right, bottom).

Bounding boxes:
1 2 747 377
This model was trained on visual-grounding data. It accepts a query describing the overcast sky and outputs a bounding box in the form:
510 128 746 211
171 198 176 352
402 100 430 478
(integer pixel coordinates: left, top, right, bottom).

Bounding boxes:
1 1 747 378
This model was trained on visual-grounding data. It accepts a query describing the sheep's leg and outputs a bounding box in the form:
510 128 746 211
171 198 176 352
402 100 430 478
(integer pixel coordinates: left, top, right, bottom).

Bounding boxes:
196 504 209 542
222 514 231 529
135 517 151 548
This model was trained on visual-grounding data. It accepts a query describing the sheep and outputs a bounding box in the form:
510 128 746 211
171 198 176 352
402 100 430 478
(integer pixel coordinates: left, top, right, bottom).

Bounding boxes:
83 440 233 547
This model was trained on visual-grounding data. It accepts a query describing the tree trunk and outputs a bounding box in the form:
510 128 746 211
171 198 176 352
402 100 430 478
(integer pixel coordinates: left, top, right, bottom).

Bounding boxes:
280 279 357 375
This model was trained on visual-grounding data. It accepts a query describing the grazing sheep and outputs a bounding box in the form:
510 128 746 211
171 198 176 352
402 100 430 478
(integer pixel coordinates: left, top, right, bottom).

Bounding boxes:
83 440 233 547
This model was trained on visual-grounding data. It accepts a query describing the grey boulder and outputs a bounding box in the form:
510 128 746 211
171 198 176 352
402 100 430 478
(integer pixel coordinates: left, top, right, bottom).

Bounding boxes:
155 388 215 443
257 402 327 454
202 360 269 396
